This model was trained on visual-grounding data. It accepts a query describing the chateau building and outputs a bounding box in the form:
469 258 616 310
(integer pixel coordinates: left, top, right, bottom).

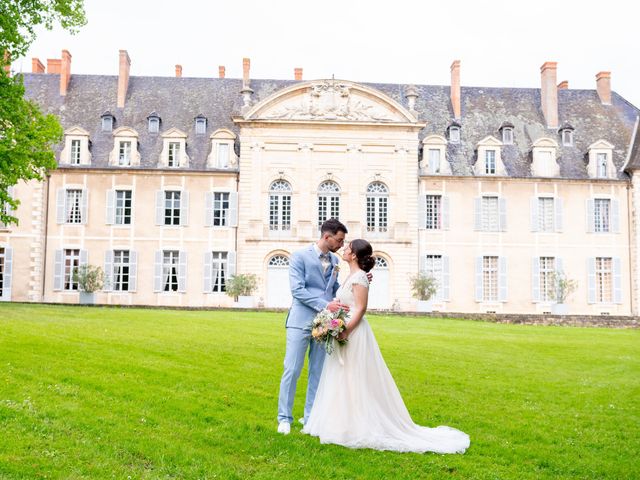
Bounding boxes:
2 50 640 315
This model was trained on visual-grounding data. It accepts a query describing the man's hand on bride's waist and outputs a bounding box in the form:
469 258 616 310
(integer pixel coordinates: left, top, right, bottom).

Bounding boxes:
327 300 350 313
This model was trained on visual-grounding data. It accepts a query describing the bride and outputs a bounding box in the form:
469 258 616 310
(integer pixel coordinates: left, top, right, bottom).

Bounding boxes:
302 239 470 454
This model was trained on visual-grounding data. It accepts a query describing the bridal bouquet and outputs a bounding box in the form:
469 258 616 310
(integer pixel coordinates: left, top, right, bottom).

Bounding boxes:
311 307 348 355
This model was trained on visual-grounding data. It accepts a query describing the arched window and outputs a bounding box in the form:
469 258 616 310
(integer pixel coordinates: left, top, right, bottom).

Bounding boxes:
375 256 388 269
268 255 290 267
317 181 340 228
366 182 388 233
269 180 292 231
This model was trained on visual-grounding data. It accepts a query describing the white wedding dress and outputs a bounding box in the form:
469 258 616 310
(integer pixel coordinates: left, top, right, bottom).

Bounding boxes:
303 270 470 454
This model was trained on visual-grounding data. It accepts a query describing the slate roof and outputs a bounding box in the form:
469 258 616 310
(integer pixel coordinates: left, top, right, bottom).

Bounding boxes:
22 73 640 179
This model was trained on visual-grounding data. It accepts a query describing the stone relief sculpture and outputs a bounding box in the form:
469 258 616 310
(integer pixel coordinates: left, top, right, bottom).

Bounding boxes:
262 81 399 122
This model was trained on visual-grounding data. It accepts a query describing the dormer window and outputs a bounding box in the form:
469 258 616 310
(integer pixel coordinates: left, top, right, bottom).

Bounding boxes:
531 137 559 178
208 129 238 169
420 135 450 175
109 127 140 167
485 150 496 174
195 115 207 135
101 112 114 132
61 126 92 166
474 136 505 176
499 123 514 145
428 149 441 174
447 123 461 144
597 153 608 178
168 142 180 167
70 140 81 165
119 141 131 166
159 128 189 168
147 113 161 133
587 140 615 179
559 123 575 146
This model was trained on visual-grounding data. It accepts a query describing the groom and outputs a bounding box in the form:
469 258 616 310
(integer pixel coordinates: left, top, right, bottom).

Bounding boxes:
277 219 349 434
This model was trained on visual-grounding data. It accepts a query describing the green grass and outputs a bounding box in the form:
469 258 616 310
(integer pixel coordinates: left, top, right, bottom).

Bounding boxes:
0 304 638 479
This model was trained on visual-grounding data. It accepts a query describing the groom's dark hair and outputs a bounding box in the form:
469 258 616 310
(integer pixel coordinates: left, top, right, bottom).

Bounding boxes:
320 218 348 236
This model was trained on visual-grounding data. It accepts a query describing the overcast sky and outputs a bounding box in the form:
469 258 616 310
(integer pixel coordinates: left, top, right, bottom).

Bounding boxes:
14 0 640 108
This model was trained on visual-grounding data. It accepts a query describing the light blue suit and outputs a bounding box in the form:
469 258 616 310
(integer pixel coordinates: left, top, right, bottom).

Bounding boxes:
277 245 340 424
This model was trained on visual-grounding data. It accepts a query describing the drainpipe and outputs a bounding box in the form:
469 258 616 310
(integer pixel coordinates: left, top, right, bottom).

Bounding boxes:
41 174 50 301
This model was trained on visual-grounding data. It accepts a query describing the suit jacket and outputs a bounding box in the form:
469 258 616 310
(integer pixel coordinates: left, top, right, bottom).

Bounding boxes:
285 245 340 329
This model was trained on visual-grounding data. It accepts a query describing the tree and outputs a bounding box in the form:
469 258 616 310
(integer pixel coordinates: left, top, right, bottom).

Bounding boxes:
0 0 87 226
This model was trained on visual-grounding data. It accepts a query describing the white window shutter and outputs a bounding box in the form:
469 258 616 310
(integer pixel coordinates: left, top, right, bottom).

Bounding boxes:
474 198 482 231
104 250 114 291
530 197 538 232
227 251 237 278
417 195 426 229
53 249 64 291
475 256 483 301
154 251 163 292
180 191 189 226
155 191 164 226
555 257 563 274
56 188 66 224
128 251 137 292
80 189 88 224
105 190 115 225
532 257 540 302
612 200 620 233
499 198 507 231
587 257 596 303
555 198 563 232
1 246 12 300
418 254 426 274
442 196 450 230
80 249 88 267
613 257 622 304
178 251 187 292
498 257 507 302
228 192 239 227
586 199 595 233
203 251 213 293
205 192 213 227
442 256 450 301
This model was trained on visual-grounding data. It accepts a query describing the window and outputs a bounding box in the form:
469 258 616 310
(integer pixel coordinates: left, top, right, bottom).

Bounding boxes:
70 140 81 165
428 149 441 174
115 190 132 225
595 257 612 303
269 180 292 231
482 256 498 302
448 126 460 143
485 150 496 174
562 129 574 146
212 192 230 226
424 255 443 301
211 251 228 292
597 153 608 178
164 191 182 226
64 249 80 291
538 151 553 177
112 250 130 291
168 142 180 167
425 195 442 230
538 197 555 232
217 144 230 168
366 182 388 233
119 141 131 166
162 250 179 292
481 196 499 231
65 189 83 224
148 115 160 133
101 114 113 132
195 117 207 135
594 199 610 232
539 257 555 302
502 127 513 145
317 181 340 227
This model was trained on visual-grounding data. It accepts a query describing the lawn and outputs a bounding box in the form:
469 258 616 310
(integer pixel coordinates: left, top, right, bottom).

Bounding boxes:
0 304 638 479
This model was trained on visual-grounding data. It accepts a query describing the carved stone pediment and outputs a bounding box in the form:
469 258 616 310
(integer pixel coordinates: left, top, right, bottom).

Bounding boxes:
246 80 417 123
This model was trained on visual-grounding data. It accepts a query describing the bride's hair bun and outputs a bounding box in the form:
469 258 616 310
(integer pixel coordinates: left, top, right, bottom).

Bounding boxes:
350 239 376 273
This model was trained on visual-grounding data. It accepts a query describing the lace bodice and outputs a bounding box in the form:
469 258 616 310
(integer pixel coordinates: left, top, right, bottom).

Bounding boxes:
336 270 370 307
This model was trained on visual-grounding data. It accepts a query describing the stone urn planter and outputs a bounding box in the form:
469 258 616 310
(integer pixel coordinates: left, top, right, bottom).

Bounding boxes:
416 300 434 313
79 292 96 305
551 303 569 315
236 295 255 309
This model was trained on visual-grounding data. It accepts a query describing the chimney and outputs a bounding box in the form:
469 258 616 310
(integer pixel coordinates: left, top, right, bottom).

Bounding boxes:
450 60 461 119
175 64 182 77
32 57 45 73
60 49 71 96
294 67 303 81
596 71 611 105
557 80 569 90
242 57 250 87
47 59 61 74
117 50 131 109
540 61 558 128
218 65 225 78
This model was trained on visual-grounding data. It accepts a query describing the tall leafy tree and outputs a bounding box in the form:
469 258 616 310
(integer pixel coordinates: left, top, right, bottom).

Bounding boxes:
0 0 86 225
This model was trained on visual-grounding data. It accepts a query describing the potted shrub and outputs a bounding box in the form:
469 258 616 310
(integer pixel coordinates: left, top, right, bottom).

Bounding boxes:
547 270 578 315
410 273 438 312
73 264 105 304
226 273 258 308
